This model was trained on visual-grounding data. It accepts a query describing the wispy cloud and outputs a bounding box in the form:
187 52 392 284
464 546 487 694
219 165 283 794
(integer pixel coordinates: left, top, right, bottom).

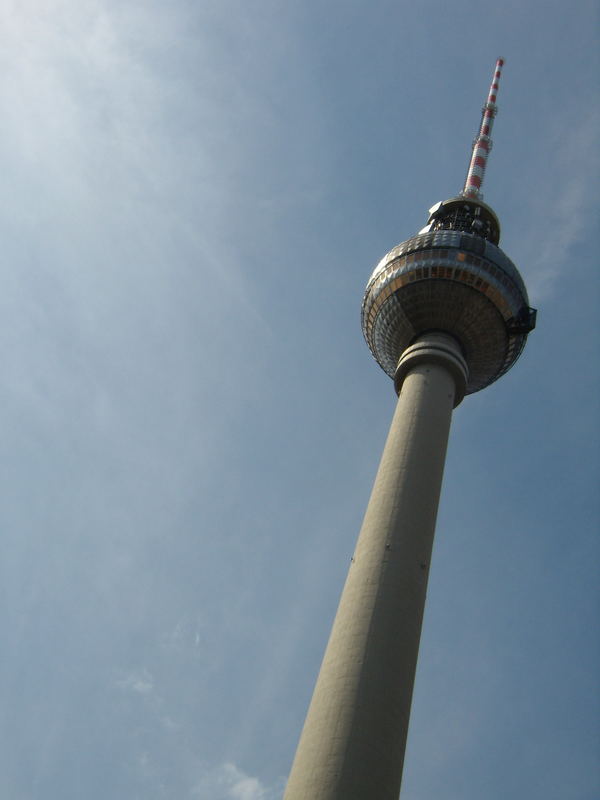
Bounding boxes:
114 663 285 798
116 667 155 695
192 762 283 800
524 107 599 300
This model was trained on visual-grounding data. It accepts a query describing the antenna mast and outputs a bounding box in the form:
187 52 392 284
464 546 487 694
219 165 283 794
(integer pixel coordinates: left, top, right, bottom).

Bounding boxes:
462 57 504 199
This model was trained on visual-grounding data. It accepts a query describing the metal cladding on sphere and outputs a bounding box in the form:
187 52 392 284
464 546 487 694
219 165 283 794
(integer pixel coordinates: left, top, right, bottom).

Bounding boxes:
361 205 535 394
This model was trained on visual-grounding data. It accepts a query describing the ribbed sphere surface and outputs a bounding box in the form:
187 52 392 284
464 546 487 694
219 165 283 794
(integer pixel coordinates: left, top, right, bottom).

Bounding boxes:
361 229 530 394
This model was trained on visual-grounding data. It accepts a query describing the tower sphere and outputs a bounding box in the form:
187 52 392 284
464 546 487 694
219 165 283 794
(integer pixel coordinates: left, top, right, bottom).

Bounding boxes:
361 195 536 396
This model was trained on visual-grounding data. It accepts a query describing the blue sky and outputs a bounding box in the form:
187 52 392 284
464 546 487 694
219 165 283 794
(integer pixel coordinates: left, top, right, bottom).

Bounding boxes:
0 1 598 798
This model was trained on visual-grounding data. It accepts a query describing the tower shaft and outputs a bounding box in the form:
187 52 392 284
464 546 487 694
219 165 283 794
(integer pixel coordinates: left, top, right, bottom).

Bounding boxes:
284 334 467 799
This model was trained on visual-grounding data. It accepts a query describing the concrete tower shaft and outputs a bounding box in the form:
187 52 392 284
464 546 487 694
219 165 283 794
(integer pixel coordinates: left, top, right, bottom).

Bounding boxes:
284 334 467 800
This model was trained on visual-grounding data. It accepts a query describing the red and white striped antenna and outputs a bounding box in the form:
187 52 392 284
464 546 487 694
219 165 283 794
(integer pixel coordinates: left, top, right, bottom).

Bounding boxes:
462 58 504 199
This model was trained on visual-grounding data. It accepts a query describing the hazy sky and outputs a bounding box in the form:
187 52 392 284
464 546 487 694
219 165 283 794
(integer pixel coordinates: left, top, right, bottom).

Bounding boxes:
1 1 598 799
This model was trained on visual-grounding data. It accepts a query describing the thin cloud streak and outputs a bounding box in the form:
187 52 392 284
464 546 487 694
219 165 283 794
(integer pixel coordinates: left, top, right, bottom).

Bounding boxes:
524 107 599 300
192 762 283 800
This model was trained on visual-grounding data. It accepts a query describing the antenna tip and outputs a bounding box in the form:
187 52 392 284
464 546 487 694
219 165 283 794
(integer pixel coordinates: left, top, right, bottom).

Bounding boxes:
497 57 505 67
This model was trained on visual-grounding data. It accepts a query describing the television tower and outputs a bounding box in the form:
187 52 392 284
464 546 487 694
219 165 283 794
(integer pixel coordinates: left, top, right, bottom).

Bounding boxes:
284 59 536 799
